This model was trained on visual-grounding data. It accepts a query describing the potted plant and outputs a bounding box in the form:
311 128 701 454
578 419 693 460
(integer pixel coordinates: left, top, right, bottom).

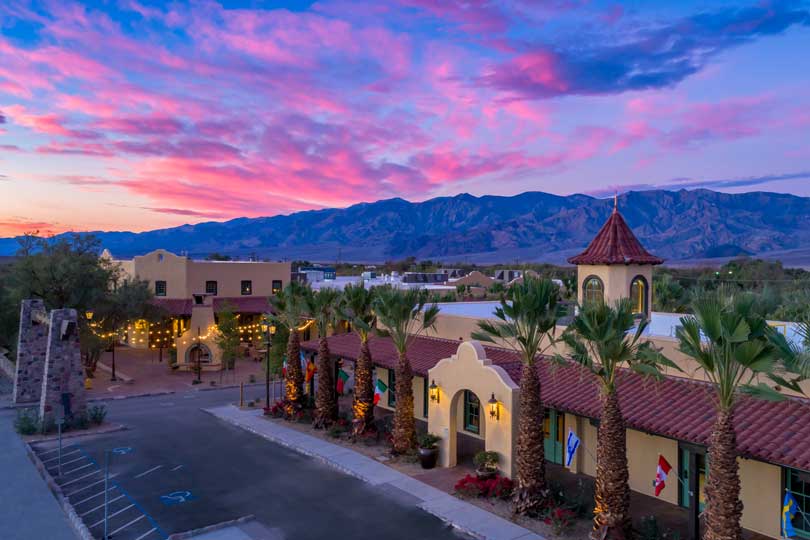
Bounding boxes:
417 433 441 469
474 450 499 480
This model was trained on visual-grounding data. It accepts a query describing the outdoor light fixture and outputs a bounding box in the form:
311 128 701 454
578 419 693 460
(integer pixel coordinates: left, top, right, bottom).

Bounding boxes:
488 393 499 420
429 380 439 403
261 323 268 333
85 310 94 321
270 325 276 335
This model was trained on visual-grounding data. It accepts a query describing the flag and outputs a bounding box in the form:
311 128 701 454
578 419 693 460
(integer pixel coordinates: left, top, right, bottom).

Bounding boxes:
299 350 306 367
653 455 672 497
373 379 388 405
336 368 349 394
281 356 287 377
565 429 580 468
305 360 317 383
783 492 799 538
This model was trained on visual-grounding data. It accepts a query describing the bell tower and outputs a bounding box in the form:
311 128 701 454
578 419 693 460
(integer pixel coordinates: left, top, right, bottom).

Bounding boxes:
567 195 663 316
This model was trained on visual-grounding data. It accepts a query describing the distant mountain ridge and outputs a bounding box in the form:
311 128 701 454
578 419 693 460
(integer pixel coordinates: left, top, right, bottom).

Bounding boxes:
3 189 810 265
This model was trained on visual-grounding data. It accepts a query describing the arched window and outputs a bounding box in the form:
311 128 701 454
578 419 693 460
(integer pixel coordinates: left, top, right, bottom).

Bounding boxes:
630 276 648 315
583 276 604 305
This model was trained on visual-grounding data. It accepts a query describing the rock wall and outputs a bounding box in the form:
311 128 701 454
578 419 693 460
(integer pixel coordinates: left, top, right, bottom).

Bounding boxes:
38 308 86 426
12 299 48 404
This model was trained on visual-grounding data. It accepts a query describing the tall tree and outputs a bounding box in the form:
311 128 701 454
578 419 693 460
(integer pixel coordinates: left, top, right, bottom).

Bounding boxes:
306 288 342 428
340 283 377 435
373 286 439 454
561 299 679 539
214 303 240 378
472 277 559 515
268 281 311 413
676 289 809 540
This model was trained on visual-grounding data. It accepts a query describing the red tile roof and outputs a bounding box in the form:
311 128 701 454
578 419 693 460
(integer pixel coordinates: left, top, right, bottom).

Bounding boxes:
152 296 272 316
567 206 663 266
304 333 810 471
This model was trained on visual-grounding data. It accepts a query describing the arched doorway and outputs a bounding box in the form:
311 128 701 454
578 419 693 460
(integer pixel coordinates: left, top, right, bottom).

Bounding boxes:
447 388 487 467
186 343 212 365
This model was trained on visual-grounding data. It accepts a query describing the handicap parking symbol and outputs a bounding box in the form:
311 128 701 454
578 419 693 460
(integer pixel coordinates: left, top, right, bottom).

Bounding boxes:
160 490 196 506
112 447 133 455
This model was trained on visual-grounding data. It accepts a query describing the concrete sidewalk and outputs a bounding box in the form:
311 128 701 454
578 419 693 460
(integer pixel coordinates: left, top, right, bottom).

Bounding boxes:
206 405 543 540
0 410 78 540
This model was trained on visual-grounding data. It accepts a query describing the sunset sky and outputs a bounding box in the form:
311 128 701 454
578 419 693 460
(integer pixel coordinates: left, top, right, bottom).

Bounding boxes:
1 0 809 236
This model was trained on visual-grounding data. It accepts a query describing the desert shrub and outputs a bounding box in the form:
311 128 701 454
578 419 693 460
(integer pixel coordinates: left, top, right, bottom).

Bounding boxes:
453 474 514 500
69 413 89 430
454 474 485 498
88 405 107 425
543 506 576 535
14 409 38 435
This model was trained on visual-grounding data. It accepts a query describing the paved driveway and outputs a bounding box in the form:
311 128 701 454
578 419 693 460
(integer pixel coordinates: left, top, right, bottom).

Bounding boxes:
34 388 469 540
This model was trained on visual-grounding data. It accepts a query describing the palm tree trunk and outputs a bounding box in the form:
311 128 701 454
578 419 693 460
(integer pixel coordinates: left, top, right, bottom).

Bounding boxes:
392 350 415 454
704 407 743 540
313 337 337 428
352 339 374 435
592 389 631 540
513 361 546 515
284 331 304 411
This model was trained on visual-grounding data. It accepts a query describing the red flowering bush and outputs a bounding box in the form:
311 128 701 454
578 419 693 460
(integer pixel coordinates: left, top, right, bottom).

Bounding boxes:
453 474 514 500
543 506 576 535
266 400 286 418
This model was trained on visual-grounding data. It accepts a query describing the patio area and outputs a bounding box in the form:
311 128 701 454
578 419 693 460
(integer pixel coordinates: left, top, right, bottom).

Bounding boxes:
88 346 268 399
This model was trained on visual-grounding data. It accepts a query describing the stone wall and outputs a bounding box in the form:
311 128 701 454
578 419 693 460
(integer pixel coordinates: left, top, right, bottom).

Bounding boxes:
12 299 48 404
38 308 86 426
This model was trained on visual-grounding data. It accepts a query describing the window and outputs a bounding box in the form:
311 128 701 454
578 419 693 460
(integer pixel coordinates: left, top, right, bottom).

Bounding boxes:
786 467 810 538
583 276 604 305
422 377 428 418
463 390 480 434
630 276 648 315
241 280 252 295
155 280 167 296
387 370 396 407
206 280 218 295
543 409 565 464
272 280 283 295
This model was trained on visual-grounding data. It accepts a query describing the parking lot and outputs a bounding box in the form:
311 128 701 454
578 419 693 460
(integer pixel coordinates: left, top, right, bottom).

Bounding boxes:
31 388 468 540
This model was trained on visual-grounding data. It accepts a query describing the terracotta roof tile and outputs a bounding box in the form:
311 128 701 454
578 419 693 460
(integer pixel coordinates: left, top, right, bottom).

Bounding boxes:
152 296 272 316
567 207 663 266
304 333 810 471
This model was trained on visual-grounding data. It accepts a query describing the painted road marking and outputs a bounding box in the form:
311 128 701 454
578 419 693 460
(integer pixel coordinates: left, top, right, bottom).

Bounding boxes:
135 528 158 540
60 462 94 475
73 486 117 507
66 475 116 497
170 465 183 472
89 504 134 528
112 446 133 455
134 465 163 479
37 445 77 457
80 494 126 517
42 449 81 463
49 455 86 469
110 514 147 536
60 470 99 487
159 490 196 506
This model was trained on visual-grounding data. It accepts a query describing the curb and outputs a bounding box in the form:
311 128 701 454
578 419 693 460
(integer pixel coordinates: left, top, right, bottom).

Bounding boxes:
24 443 95 540
23 423 129 444
96 362 135 384
168 514 255 539
88 390 175 402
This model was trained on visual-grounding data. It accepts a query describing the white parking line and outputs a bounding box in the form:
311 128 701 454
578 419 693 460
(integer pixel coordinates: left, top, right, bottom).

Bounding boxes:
60 470 99 487
170 465 183 471
59 462 94 476
66 476 114 497
42 449 81 463
37 445 77 457
48 455 86 468
73 486 117 507
134 528 158 540
110 514 147 536
134 465 162 479
80 494 125 517
89 504 134 528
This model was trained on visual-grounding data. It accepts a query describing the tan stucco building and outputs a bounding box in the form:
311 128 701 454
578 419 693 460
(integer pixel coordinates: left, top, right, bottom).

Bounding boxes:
302 203 810 540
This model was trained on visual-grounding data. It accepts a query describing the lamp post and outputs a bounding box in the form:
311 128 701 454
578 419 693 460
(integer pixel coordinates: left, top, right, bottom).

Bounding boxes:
261 323 275 409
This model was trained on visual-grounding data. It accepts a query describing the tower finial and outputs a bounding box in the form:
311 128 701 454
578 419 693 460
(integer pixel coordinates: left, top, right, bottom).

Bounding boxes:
613 191 618 213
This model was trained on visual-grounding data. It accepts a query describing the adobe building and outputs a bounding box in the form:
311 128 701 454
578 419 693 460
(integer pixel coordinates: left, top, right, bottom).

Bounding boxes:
303 202 810 540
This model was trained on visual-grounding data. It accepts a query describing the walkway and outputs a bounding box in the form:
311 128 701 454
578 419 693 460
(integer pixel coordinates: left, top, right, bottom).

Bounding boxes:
206 405 543 540
0 408 78 540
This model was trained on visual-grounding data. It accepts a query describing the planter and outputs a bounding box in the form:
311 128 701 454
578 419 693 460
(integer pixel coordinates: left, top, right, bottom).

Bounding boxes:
418 447 439 469
476 467 497 480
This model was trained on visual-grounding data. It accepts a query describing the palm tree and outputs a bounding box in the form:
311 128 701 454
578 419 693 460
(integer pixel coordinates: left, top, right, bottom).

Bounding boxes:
306 288 342 429
676 289 809 540
268 281 311 414
471 277 559 516
340 283 377 435
373 286 439 454
561 299 679 539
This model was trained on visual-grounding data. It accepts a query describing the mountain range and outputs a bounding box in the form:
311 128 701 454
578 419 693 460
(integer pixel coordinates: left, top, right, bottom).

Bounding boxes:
3 189 810 265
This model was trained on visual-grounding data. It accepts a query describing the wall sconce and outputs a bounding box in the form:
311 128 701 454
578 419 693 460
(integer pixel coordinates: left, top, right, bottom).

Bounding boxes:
85 310 94 321
488 393 499 420
429 380 440 403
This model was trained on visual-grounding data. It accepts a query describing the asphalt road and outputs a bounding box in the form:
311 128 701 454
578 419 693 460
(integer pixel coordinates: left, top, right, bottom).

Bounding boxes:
33 387 469 540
